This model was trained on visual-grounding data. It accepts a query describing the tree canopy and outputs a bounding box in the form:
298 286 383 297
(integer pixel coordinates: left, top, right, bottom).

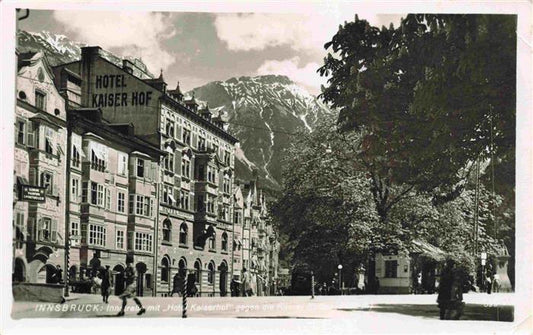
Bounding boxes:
318 14 516 200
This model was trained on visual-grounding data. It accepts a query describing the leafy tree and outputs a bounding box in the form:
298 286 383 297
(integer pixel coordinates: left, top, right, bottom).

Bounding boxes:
318 14 516 217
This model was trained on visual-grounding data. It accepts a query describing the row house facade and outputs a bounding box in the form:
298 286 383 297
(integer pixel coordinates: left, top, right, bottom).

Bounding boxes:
14 47 280 298
13 51 68 285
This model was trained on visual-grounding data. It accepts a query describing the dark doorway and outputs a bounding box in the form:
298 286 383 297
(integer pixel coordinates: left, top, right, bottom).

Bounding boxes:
13 258 25 282
219 262 228 296
136 262 147 297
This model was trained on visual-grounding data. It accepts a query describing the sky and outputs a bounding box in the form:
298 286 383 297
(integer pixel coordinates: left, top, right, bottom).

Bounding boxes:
19 9 402 96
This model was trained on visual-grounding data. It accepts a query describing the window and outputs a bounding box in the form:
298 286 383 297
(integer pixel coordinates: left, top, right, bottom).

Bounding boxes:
179 189 189 210
133 195 152 217
181 155 190 178
134 232 153 252
116 230 125 250
118 153 127 176
221 233 228 252
223 174 231 194
91 150 106 171
72 146 81 168
90 182 97 205
208 235 215 251
129 195 134 214
194 260 201 283
35 91 46 111
98 184 104 207
70 222 79 246
207 262 215 284
206 195 215 214
16 120 25 145
179 223 188 245
136 195 144 215
234 211 242 224
385 260 398 278
14 213 25 249
182 128 191 145
117 191 125 213
88 224 106 247
40 172 53 195
207 166 217 184
198 136 206 151
164 153 174 173
162 219 171 243
166 119 175 138
224 151 231 165
136 159 145 178
162 185 173 205
39 217 55 242
71 178 79 201
161 257 170 282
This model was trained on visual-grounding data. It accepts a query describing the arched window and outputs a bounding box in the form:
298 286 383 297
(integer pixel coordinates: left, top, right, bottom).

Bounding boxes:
179 223 188 245
208 235 215 250
162 219 171 242
221 232 228 251
194 260 202 283
178 258 187 277
207 261 215 285
161 257 170 283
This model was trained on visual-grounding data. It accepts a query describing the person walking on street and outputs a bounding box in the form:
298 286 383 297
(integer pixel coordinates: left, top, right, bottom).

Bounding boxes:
101 265 113 303
117 262 145 316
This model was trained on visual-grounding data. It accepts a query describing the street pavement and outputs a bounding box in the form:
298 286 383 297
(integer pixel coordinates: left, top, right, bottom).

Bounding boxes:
10 292 520 334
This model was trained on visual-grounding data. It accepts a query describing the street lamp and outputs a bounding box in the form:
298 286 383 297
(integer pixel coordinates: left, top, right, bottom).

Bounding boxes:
337 264 343 294
481 251 487 292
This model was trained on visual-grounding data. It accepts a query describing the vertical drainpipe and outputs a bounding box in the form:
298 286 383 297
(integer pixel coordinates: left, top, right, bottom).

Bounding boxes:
63 111 72 296
152 99 162 297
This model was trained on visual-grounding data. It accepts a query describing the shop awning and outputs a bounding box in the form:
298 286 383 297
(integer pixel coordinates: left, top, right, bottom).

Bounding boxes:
410 239 446 261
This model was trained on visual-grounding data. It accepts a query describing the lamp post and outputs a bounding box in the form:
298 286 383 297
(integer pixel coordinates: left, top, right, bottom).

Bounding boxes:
337 264 343 295
480 251 487 292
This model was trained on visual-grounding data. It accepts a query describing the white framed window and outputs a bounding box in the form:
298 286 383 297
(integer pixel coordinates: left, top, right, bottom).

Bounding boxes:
71 177 79 200
70 222 80 246
164 153 174 173
207 166 217 184
136 158 145 178
38 217 56 242
35 90 46 111
117 191 126 213
72 146 81 168
97 184 104 207
82 181 88 203
181 154 190 178
134 195 152 217
40 171 54 195
207 195 215 214
134 232 153 252
118 153 127 176
223 174 231 193
179 189 189 210
116 229 125 250
88 224 106 247
136 195 144 215
166 119 175 138
182 128 191 145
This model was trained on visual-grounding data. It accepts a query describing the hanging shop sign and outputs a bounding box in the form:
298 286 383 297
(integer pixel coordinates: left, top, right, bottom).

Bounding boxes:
19 184 46 202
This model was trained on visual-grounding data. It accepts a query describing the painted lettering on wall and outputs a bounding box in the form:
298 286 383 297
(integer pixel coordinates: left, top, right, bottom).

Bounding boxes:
91 74 153 107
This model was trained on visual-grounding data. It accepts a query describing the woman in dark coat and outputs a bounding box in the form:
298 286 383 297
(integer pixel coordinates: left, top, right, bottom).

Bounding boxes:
100 265 113 303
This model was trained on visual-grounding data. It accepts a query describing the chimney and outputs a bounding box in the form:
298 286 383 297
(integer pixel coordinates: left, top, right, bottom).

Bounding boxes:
81 46 102 61
123 59 134 75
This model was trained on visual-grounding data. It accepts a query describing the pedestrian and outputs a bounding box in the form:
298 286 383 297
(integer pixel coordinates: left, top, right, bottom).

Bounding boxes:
117 261 146 317
101 265 112 303
486 275 492 294
242 268 251 297
89 254 101 278
493 274 500 293
53 265 63 284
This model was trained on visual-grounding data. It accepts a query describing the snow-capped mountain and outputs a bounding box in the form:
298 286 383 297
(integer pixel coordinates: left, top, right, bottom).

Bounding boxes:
17 30 153 79
188 75 333 190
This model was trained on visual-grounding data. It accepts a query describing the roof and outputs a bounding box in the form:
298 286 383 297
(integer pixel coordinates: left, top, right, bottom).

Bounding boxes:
410 239 446 261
